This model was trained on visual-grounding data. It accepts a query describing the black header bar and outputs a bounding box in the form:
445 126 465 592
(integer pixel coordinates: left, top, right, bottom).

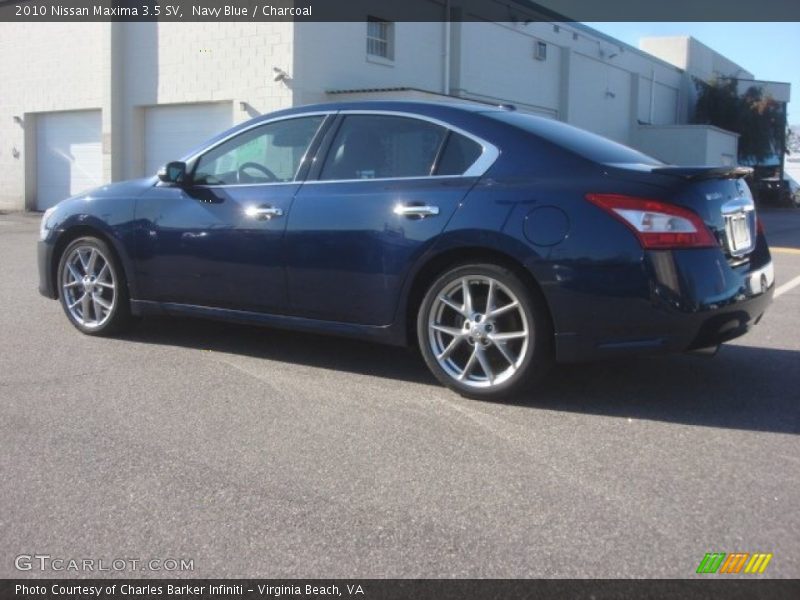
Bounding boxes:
2 579 800 600
2 0 800 22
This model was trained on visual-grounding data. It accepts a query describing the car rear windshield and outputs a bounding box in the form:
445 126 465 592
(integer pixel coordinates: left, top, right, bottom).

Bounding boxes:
486 111 663 166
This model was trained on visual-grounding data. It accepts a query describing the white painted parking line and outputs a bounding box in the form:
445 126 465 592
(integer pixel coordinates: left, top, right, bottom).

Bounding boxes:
774 273 800 298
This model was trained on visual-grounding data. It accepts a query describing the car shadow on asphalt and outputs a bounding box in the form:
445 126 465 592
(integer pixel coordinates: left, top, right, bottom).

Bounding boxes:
125 315 435 384
125 316 799 435
511 347 799 435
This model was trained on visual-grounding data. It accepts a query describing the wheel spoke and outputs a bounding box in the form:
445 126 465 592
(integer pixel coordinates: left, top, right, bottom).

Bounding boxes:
436 335 464 361
492 338 517 367
94 280 115 289
461 279 474 315
86 249 98 276
63 280 81 289
96 263 110 281
458 348 479 381
438 294 467 317
92 297 106 320
488 300 519 318
489 331 527 342
486 279 496 313
67 262 82 283
475 346 494 383
77 249 90 273
432 323 463 338
68 293 86 310
92 294 112 310
81 293 92 320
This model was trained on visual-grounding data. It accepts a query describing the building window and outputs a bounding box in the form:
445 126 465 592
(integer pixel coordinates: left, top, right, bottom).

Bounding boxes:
534 41 547 61
367 17 394 60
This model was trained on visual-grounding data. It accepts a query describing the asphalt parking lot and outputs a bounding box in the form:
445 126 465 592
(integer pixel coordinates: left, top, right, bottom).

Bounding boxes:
1 209 798 579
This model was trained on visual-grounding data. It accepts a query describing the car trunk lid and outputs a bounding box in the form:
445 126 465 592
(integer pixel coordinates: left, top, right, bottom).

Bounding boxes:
604 164 758 263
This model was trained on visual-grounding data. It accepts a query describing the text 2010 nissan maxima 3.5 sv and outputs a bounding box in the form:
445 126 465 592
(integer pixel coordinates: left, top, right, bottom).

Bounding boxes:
38 101 774 399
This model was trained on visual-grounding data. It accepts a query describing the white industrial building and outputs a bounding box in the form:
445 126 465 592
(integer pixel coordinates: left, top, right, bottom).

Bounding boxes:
786 125 800 183
0 18 790 211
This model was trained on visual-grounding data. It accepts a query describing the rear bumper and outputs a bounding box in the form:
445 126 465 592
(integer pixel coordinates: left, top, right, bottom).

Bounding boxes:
551 242 774 363
685 260 773 350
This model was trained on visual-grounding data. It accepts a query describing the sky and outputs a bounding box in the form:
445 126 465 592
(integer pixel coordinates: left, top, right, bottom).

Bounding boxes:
588 22 800 124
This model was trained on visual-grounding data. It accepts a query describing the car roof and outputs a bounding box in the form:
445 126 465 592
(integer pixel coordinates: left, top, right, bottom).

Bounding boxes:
180 100 511 161
260 100 506 119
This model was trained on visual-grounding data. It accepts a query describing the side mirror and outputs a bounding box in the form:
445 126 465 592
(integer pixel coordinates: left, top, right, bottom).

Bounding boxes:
157 161 187 184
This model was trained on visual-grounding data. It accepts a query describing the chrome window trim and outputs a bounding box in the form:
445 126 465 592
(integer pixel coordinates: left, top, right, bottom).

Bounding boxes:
189 181 305 189
301 173 477 185
179 108 500 188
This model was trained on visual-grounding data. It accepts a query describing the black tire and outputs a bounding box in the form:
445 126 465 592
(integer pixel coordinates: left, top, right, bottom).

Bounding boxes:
417 263 552 399
57 236 132 336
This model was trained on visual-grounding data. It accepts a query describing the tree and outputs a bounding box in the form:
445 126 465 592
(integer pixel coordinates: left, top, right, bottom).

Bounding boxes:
788 127 800 154
693 77 787 164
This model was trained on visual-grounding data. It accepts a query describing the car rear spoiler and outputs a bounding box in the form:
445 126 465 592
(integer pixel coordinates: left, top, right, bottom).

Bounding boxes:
651 166 753 181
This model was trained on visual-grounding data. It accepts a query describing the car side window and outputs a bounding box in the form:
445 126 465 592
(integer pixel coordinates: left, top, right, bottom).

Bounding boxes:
319 115 446 181
435 132 484 176
193 115 324 185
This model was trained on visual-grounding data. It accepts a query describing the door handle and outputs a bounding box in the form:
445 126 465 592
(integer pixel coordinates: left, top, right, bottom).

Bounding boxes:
244 205 284 220
393 204 440 219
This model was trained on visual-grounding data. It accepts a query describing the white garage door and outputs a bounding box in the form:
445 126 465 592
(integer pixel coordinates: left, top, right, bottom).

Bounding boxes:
144 103 232 175
36 110 103 210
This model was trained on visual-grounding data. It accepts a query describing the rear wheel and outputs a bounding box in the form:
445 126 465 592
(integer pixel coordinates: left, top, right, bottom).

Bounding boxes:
417 263 552 399
57 236 131 335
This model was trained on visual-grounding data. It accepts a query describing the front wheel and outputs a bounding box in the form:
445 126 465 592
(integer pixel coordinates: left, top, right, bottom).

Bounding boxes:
417 263 552 399
57 236 131 335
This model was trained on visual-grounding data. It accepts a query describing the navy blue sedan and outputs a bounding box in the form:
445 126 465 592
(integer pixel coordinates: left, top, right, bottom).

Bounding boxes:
38 101 774 399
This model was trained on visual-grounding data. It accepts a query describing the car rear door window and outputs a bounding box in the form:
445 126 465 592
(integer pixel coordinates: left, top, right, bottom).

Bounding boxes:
319 115 446 181
435 132 484 175
193 115 325 185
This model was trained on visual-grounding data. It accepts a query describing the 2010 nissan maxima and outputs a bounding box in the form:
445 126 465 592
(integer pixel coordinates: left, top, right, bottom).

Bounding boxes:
38 101 774 399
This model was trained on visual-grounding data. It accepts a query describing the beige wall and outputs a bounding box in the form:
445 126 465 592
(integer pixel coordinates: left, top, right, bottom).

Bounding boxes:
0 22 297 210
117 22 294 179
291 22 445 106
641 36 754 82
455 22 684 141
457 21 561 116
0 23 107 210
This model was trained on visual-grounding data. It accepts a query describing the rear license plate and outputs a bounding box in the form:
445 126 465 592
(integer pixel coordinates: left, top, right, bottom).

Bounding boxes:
727 213 751 253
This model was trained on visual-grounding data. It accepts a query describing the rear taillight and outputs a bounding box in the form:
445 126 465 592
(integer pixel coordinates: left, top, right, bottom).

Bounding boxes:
586 194 716 249
756 215 765 234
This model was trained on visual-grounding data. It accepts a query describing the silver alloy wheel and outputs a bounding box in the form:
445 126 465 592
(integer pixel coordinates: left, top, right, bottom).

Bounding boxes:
61 245 117 329
427 275 529 389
